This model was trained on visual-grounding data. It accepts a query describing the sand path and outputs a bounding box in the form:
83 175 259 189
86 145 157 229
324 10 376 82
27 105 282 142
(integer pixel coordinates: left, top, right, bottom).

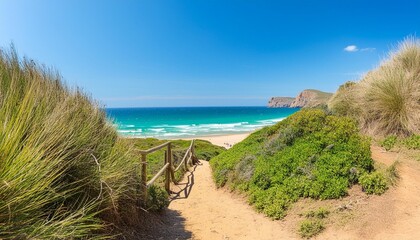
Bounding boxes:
369 146 420 239
168 161 297 240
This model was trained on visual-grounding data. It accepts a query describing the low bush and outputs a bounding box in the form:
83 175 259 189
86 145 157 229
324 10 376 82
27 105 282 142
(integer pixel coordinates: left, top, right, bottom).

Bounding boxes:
402 135 420 150
211 109 378 219
379 134 420 151
381 136 398 151
146 185 170 211
303 207 330 219
299 219 325 238
359 171 388 195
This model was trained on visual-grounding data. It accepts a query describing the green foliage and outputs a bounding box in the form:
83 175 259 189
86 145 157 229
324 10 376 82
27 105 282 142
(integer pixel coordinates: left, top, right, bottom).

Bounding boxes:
146 185 169 211
359 172 389 195
303 207 330 219
402 135 420 150
0 46 143 238
298 207 329 238
381 136 397 151
299 219 325 238
211 109 377 219
379 134 420 151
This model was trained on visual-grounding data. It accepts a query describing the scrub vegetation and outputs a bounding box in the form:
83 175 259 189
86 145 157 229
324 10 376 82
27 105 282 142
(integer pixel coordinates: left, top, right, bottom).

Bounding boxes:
211 109 384 220
298 208 330 239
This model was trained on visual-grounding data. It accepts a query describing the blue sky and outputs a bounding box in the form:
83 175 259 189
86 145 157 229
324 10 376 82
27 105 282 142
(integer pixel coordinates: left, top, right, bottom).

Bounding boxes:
0 0 418 107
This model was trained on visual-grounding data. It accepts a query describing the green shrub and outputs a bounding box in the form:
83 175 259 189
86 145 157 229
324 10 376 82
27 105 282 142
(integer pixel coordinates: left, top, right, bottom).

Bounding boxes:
402 135 420 150
211 109 377 219
359 172 389 195
234 155 256 183
303 207 330 219
381 135 397 151
146 185 169 211
299 219 325 238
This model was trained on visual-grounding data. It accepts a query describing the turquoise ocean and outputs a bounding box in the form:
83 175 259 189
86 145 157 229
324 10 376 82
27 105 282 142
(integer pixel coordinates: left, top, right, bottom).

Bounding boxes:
106 107 300 139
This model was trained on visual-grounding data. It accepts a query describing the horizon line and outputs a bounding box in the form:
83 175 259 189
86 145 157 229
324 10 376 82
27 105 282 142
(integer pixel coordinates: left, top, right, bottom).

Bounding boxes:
104 105 274 109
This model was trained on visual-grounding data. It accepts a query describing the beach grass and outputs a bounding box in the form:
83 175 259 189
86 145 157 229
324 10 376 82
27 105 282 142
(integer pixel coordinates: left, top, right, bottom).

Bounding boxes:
329 37 420 136
0 46 144 239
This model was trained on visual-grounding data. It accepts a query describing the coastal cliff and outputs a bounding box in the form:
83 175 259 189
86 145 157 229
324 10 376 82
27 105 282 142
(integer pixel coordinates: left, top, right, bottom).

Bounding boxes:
268 97 294 107
268 89 333 108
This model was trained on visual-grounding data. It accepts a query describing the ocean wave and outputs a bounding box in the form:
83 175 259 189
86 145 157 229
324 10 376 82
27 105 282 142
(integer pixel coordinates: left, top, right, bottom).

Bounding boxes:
257 117 286 124
162 132 191 137
118 129 142 133
150 128 165 132
117 118 287 138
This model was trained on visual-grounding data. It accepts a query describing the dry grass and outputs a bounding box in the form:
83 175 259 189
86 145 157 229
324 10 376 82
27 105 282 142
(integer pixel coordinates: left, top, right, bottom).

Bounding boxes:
328 81 359 118
329 37 420 136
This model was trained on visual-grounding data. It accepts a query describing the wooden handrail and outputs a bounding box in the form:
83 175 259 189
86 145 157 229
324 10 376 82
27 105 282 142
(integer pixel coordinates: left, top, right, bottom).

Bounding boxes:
138 141 171 154
140 139 197 201
174 140 195 172
147 162 170 187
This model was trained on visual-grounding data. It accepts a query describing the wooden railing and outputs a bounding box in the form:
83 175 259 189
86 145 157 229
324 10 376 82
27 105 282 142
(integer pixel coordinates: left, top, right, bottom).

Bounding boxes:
140 140 198 199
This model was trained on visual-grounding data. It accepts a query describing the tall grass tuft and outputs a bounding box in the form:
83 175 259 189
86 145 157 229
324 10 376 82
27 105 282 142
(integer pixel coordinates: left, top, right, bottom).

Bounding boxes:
329 37 420 136
0 46 142 238
328 81 359 118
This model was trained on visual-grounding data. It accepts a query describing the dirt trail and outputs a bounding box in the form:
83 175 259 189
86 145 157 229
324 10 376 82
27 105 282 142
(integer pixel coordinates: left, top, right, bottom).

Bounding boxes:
166 146 420 240
369 146 420 239
169 161 297 240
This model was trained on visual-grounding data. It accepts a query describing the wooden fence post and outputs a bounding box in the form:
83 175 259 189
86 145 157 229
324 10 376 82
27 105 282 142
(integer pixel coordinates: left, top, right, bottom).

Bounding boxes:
141 153 148 202
191 140 197 164
168 143 175 184
164 150 170 193
184 151 188 170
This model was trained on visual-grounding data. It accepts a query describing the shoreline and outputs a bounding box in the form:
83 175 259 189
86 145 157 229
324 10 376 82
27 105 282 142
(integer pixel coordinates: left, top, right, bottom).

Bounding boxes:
183 132 251 149
123 132 252 149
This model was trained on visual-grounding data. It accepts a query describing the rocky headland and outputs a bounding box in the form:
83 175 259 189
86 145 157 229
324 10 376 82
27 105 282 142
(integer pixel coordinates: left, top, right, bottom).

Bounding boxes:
268 89 333 108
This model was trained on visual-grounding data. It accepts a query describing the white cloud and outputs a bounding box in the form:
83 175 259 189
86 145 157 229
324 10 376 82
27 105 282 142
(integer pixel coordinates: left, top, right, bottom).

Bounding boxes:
344 45 376 53
344 45 358 52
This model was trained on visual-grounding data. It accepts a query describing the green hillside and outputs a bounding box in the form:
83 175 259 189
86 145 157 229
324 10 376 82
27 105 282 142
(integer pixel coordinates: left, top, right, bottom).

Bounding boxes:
210 109 386 219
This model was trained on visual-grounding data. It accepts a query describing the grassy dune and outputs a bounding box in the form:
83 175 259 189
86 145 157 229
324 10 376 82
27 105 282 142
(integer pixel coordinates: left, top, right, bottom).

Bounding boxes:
0 47 144 239
329 38 420 136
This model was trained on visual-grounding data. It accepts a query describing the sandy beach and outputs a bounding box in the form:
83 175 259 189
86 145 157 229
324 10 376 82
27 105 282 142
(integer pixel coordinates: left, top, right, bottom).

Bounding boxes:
184 132 251 149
